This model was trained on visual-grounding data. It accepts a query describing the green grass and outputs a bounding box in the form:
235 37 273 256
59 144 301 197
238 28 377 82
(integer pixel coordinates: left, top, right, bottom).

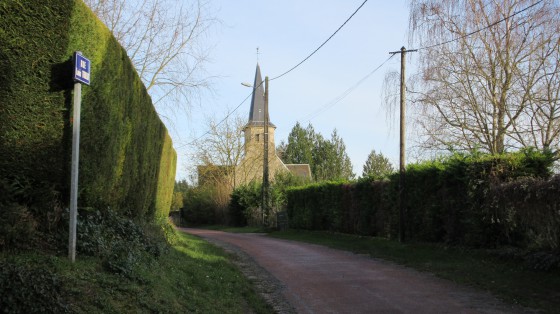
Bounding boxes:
1 231 273 313
268 229 560 314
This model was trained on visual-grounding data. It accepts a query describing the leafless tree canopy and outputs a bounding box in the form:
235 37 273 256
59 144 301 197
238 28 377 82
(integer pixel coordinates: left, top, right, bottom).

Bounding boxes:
189 113 246 188
85 0 215 110
407 0 560 155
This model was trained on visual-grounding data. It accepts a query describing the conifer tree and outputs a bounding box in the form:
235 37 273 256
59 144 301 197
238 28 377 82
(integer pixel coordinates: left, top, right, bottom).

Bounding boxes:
282 123 354 181
362 150 393 178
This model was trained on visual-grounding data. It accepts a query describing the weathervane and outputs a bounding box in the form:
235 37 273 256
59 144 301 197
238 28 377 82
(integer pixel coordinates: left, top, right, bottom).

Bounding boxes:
256 47 260 63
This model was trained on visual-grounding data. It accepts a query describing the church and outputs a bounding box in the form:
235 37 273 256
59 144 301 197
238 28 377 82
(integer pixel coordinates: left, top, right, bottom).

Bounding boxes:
233 63 311 186
198 64 311 187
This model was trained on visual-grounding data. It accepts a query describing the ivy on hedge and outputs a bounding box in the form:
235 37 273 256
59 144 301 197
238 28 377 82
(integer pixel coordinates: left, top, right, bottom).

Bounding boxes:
0 0 176 224
286 150 558 250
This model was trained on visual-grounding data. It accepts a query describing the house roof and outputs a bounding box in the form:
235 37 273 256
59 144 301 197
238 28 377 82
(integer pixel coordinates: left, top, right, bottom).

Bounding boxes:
285 164 312 179
246 63 275 128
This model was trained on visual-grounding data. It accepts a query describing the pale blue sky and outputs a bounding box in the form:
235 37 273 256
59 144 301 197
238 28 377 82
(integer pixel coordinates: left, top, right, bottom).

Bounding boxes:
170 0 413 180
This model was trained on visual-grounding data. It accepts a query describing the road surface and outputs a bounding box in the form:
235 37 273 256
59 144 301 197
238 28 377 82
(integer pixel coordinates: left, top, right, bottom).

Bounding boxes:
180 228 531 314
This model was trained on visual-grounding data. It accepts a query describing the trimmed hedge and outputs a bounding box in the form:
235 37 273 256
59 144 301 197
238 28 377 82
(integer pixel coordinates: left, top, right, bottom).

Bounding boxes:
487 176 560 251
286 151 559 250
0 0 176 223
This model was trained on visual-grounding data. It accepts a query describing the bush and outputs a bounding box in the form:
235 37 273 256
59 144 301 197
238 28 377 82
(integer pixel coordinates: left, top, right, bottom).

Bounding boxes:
0 176 64 250
0 261 68 313
229 182 261 226
181 186 220 225
0 0 176 227
285 150 557 251
229 173 311 227
0 203 37 250
486 175 560 250
77 209 169 277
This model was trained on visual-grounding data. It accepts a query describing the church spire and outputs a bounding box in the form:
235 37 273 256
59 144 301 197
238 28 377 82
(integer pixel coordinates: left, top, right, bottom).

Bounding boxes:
246 63 274 128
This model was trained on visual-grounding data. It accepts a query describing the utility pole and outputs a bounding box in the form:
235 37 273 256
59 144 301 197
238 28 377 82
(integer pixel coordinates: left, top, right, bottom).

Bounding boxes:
389 46 416 243
262 76 270 227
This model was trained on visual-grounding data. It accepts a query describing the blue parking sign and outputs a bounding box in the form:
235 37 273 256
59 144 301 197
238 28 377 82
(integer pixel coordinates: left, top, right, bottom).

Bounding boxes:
73 52 91 85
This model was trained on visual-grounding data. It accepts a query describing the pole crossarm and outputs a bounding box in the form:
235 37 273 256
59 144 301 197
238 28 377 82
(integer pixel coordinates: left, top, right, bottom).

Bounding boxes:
389 48 418 55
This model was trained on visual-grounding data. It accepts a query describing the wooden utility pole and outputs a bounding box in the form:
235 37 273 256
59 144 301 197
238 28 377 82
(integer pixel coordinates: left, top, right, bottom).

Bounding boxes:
262 76 270 226
389 46 416 242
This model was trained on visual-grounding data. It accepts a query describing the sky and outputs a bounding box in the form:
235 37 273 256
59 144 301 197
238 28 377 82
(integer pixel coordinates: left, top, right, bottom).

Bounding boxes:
169 0 413 181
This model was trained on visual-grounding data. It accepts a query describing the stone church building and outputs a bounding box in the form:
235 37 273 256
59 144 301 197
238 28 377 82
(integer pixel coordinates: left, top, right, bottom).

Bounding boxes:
198 64 311 186
234 64 311 186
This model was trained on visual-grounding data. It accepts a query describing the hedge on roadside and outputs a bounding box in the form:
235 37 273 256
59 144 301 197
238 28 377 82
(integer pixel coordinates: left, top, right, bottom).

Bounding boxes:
0 0 176 225
286 150 558 250
486 176 560 251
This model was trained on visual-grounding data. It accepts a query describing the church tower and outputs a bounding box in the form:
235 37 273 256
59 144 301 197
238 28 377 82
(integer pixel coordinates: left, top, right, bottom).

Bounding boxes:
235 63 311 185
243 63 276 156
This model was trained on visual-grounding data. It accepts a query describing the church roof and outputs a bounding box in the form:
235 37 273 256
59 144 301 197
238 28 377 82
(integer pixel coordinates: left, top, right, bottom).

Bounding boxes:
285 164 312 180
246 63 275 128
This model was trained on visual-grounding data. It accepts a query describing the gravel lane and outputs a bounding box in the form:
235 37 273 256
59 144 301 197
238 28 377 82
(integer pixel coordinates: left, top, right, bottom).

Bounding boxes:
179 228 536 314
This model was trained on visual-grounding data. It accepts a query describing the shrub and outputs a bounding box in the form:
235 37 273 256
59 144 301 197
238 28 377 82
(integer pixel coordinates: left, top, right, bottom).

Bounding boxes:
285 150 557 251
77 208 168 277
0 176 64 250
0 203 37 250
181 186 219 225
229 182 261 226
0 261 68 313
0 0 176 228
229 173 311 227
486 175 560 250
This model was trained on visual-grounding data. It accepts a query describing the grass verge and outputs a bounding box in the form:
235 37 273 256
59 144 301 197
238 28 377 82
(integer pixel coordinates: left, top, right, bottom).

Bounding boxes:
268 229 560 314
1 231 273 313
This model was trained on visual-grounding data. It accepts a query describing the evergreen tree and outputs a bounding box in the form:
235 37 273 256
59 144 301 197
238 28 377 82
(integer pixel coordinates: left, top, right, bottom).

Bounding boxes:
314 129 354 181
282 123 354 181
362 150 393 178
283 122 315 166
311 132 331 181
330 129 354 180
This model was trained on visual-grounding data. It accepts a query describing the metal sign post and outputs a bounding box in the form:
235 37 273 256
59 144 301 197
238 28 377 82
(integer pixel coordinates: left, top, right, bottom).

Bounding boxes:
69 51 90 262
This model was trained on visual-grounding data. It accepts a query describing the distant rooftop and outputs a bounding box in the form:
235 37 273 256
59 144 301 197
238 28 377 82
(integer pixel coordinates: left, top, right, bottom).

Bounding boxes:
285 164 312 179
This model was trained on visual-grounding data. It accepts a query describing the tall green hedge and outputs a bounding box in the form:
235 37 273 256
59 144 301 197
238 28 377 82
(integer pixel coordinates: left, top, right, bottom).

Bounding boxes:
0 0 176 222
286 151 558 250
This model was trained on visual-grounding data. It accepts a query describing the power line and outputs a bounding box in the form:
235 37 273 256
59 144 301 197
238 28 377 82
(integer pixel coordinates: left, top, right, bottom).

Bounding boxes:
175 88 256 149
270 0 369 81
415 0 544 51
300 54 395 122
179 0 543 149
179 0 369 147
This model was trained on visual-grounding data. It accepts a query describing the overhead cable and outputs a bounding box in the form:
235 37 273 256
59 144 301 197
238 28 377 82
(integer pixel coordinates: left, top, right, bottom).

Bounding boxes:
180 0 369 146
300 54 395 122
270 0 369 81
175 89 256 149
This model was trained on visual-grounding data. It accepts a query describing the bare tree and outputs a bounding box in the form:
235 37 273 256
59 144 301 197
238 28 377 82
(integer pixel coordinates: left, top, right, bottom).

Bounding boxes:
192 113 246 189
512 35 560 150
84 0 215 110
185 113 246 223
407 0 560 155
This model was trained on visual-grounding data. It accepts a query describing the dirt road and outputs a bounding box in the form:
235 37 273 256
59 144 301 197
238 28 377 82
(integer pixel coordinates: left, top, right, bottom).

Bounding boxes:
181 228 531 314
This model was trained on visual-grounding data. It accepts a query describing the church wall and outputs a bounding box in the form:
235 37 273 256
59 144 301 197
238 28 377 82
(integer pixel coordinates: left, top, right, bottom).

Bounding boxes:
236 144 289 186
